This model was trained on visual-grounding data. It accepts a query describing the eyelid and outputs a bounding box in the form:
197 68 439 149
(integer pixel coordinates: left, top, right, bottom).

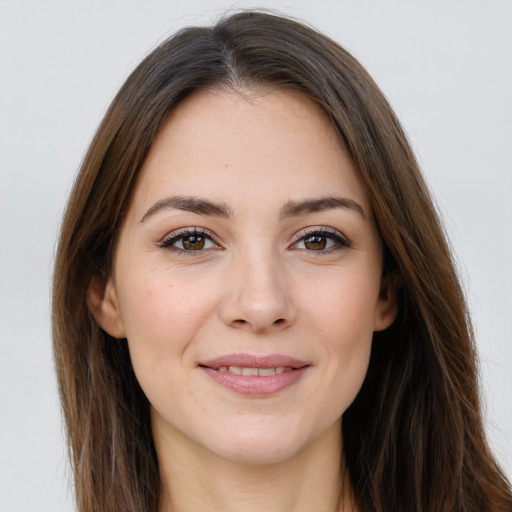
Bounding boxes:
158 227 222 251
156 225 350 253
290 226 351 250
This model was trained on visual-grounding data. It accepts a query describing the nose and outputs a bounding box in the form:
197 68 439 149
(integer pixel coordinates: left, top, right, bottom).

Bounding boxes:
219 249 297 333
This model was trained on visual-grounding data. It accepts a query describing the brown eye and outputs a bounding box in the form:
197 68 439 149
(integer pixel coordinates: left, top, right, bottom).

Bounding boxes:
291 229 351 252
304 235 327 250
182 235 206 250
160 230 219 253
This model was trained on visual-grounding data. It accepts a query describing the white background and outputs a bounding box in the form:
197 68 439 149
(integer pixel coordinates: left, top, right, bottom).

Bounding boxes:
1 1 511 510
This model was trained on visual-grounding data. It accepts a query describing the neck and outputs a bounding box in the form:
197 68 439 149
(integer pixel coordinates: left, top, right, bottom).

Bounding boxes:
154 418 355 512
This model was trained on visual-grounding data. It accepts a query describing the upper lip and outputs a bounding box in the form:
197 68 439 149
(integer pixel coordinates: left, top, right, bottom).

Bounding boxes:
199 353 310 369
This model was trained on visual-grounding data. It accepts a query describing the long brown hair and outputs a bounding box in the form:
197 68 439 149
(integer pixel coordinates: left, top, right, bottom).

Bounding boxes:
52 10 512 511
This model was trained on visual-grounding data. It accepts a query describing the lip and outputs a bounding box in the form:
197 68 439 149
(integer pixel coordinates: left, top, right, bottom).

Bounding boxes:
198 353 311 398
200 353 309 369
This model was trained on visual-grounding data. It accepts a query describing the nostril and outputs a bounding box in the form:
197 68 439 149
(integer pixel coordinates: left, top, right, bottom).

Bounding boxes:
274 318 285 325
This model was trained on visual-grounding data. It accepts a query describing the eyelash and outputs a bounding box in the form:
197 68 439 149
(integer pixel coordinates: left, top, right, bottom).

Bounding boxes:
290 227 351 252
158 228 220 254
158 227 351 255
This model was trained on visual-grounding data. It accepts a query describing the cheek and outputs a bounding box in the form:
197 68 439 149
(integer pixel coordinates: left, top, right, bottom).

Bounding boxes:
302 266 380 337
301 268 379 403
115 267 218 370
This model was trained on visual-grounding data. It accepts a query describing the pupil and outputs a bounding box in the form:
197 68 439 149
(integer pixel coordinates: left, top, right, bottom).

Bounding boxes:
305 235 326 250
183 236 205 250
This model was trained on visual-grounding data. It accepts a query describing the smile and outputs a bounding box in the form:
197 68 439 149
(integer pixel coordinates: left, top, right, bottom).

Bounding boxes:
198 354 310 397
213 366 293 376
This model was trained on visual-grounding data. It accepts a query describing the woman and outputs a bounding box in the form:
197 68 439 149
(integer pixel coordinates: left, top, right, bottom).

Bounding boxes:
52 10 512 512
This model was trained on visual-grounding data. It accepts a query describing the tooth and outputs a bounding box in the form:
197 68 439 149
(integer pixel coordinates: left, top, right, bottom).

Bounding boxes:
258 368 276 376
228 366 242 374
218 366 228 372
275 367 285 374
241 367 259 376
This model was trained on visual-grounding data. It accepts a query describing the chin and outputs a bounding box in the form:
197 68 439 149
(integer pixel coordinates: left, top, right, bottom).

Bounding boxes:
205 419 316 466
214 438 305 466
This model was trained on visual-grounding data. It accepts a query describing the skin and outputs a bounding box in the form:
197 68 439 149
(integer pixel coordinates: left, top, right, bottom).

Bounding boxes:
89 87 397 512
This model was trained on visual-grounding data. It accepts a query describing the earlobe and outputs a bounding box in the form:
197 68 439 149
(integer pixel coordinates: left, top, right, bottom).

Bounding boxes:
87 276 126 339
374 273 399 332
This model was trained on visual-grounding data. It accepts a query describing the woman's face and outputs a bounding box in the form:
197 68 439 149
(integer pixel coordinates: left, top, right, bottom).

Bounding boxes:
93 88 396 465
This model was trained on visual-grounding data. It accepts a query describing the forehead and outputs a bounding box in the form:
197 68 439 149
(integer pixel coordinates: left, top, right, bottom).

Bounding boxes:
130 87 369 216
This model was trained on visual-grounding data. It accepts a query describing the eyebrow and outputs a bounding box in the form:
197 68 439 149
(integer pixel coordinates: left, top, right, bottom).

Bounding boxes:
140 195 233 223
279 196 365 220
140 194 365 223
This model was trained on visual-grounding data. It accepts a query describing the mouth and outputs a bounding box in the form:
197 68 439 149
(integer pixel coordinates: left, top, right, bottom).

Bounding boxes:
198 354 310 397
205 365 295 376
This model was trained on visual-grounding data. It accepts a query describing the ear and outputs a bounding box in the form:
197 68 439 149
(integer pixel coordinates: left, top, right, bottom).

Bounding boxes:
87 276 126 339
373 272 399 332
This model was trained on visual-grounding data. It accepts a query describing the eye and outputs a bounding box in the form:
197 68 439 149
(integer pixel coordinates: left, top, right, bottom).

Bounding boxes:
291 228 350 252
159 228 220 253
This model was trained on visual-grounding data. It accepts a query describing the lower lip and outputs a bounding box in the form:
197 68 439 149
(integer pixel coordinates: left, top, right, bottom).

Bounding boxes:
200 367 309 397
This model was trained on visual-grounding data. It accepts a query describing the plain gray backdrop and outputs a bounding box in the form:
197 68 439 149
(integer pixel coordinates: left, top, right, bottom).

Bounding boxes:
1 1 511 510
